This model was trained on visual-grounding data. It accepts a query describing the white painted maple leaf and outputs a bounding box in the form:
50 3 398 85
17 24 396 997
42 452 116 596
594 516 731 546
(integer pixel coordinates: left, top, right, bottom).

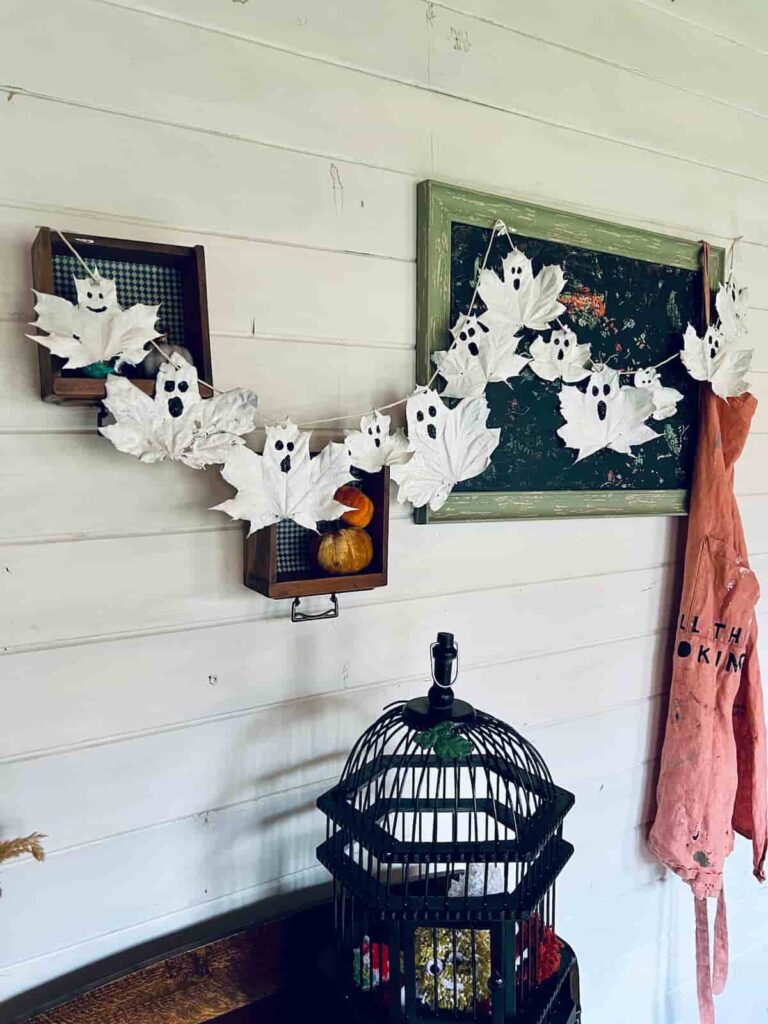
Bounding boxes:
557 367 658 462
345 410 410 473
391 389 500 511
100 353 259 469
432 313 528 398
213 420 353 533
477 248 566 332
28 268 160 370
681 324 751 399
715 275 748 340
633 367 683 421
528 326 591 383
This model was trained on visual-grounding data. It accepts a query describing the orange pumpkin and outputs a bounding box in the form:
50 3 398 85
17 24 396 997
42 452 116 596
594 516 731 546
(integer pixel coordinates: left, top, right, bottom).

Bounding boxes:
313 527 373 575
335 484 374 528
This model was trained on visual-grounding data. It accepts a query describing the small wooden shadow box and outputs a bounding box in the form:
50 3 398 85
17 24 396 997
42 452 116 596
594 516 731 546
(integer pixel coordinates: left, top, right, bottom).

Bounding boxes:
31 227 212 404
244 469 390 599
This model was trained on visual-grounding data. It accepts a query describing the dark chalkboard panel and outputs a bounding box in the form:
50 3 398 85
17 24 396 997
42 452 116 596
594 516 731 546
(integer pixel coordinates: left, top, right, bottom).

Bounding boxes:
416 181 725 523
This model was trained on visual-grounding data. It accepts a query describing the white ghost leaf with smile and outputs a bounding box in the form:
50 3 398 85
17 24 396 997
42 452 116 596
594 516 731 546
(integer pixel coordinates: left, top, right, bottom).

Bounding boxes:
213 420 353 533
680 323 752 399
433 313 528 398
28 267 160 370
478 248 566 332
557 367 658 462
345 410 410 473
633 366 683 421
528 326 591 383
100 353 260 469
390 389 500 511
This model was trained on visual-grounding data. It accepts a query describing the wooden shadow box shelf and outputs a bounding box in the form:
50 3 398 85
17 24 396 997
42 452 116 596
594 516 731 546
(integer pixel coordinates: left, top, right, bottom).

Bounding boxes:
31 227 212 404
244 469 390 600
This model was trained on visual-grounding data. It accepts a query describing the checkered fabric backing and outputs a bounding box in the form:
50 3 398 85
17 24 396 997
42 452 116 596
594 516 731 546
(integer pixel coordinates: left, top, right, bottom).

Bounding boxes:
52 254 186 348
276 520 313 575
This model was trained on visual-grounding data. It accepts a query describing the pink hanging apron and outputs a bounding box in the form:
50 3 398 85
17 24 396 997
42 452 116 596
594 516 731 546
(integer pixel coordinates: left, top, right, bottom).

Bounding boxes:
649 381 766 1023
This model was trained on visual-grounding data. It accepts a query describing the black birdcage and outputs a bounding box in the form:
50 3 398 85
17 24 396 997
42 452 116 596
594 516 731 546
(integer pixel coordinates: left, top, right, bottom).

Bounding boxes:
316 632 580 1024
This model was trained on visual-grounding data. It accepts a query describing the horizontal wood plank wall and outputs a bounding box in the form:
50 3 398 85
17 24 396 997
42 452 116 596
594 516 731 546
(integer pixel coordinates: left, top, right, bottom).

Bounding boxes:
0 2 766 1021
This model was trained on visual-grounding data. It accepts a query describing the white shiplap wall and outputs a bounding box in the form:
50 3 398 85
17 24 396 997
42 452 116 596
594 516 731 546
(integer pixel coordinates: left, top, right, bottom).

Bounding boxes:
1 1 767 1020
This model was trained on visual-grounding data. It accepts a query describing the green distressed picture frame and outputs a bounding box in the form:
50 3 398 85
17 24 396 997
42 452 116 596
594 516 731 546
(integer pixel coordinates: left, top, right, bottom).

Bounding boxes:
415 180 725 524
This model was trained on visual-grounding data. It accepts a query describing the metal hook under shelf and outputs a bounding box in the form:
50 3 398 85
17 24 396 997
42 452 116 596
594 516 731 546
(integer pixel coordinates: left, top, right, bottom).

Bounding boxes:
291 593 339 623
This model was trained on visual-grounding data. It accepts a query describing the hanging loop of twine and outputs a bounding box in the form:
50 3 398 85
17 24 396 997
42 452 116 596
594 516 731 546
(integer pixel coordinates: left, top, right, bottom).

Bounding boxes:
54 229 100 283
727 235 743 278
702 239 711 329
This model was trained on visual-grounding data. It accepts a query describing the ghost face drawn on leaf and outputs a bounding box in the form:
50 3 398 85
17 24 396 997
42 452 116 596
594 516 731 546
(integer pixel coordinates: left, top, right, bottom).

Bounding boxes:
345 410 410 473
28 268 160 371
715 275 749 340
157 354 202 421
408 389 449 446
263 419 310 478
681 323 751 399
391 389 500 511
100 353 259 469
478 248 566 332
528 326 591 383
433 313 528 398
74 271 119 316
633 366 683 421
557 367 657 462
214 420 353 534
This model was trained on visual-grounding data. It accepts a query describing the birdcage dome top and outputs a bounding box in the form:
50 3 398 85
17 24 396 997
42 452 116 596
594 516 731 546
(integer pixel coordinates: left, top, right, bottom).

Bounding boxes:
317 633 574 920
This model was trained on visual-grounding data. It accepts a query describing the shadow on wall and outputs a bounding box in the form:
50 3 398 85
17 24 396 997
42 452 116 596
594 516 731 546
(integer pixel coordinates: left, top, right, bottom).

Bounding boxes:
202 672 370 911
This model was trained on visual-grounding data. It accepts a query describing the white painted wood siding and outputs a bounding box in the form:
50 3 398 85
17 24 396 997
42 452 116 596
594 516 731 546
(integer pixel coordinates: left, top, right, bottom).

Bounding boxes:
0 2 766 1020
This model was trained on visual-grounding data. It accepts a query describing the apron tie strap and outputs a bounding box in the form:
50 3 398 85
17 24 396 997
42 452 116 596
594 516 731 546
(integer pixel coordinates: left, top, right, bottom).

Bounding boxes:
713 888 728 995
695 889 729 1023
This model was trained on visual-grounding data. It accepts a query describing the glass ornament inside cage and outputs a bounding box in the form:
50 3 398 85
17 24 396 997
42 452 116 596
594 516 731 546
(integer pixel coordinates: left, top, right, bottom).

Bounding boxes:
316 632 580 1023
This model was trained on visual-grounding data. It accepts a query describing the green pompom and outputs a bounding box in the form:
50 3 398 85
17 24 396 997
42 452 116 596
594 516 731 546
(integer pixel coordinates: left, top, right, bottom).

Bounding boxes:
81 360 117 378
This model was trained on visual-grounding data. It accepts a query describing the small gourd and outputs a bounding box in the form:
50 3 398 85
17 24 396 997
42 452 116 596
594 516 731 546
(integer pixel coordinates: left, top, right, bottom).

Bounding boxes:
312 527 373 575
335 485 374 528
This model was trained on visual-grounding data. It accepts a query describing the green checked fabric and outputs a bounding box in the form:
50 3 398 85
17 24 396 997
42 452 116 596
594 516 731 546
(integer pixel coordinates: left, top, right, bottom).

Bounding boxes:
52 253 187 349
276 520 313 576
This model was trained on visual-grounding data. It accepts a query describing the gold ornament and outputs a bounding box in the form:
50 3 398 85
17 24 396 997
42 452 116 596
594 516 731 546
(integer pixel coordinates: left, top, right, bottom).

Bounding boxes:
414 927 490 1011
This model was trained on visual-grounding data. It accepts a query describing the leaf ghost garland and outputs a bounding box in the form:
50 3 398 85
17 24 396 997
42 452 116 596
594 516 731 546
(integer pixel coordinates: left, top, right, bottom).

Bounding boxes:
345 410 410 473
528 326 591 383
100 353 260 469
478 248 566 332
680 324 751 399
557 367 658 462
433 314 528 398
28 267 160 371
390 389 500 511
213 420 353 533
633 367 683 421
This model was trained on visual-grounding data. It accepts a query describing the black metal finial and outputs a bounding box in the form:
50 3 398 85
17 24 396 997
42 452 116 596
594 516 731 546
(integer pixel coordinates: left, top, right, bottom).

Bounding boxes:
402 631 474 728
427 631 458 712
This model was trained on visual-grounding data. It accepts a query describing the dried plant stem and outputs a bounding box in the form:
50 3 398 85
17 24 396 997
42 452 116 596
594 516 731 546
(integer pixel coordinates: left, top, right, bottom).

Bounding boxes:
0 832 46 864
